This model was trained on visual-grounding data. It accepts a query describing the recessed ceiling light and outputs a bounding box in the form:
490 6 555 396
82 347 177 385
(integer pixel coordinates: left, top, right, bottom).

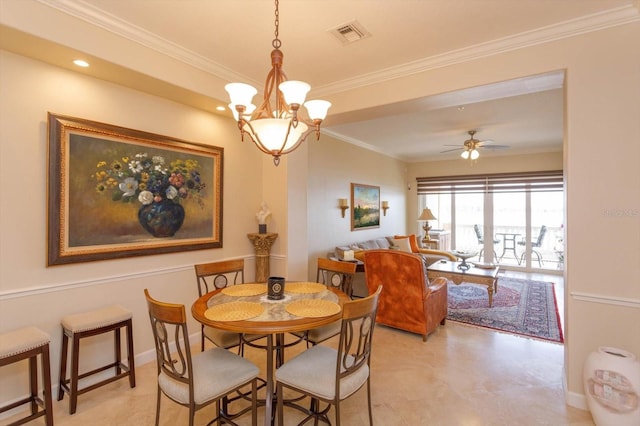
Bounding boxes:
216 106 225 111
73 59 89 68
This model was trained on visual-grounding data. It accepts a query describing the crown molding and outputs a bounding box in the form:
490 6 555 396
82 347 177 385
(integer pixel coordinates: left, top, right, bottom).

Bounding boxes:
313 5 640 97
37 0 639 97
35 0 260 87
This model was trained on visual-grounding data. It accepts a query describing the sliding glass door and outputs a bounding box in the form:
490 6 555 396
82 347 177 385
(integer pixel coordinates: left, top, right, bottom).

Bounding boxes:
417 171 564 272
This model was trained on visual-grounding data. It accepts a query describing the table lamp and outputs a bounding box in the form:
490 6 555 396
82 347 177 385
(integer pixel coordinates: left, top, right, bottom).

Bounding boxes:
418 208 437 243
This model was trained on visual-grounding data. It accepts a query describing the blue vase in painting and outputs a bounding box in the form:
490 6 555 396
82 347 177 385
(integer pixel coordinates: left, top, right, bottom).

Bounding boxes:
138 200 185 237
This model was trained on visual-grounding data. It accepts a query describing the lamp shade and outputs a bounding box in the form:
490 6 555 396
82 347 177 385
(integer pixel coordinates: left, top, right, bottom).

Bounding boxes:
225 82 257 106
279 80 310 105
304 100 332 120
418 208 437 221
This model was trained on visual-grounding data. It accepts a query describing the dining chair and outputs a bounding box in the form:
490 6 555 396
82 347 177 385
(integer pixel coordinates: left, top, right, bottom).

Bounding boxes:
518 225 547 267
144 289 259 426
276 285 382 426
194 259 264 353
474 224 499 262
291 258 357 347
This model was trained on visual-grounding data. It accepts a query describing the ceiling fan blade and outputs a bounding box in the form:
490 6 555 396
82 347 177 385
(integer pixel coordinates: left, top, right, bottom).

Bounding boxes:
440 147 464 153
479 144 510 150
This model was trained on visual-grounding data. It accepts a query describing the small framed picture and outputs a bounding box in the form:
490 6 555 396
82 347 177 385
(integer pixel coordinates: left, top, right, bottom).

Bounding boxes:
351 183 380 231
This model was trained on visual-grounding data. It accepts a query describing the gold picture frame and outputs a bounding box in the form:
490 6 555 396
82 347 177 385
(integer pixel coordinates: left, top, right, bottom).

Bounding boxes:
351 183 380 231
47 113 223 265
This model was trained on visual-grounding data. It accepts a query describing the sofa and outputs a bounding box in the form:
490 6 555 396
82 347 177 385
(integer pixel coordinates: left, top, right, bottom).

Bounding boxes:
363 249 449 341
331 234 456 298
333 234 456 266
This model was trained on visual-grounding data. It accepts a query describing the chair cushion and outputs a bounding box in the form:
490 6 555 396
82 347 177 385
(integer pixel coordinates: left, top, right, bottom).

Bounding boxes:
61 305 131 333
305 320 342 344
0 326 50 359
158 347 259 405
275 345 369 400
203 326 241 349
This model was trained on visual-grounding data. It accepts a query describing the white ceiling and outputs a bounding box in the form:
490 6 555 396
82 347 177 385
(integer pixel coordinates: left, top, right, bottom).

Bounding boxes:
6 0 639 161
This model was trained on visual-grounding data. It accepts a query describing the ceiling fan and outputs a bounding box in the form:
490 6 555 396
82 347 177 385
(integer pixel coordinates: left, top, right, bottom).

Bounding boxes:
441 130 509 160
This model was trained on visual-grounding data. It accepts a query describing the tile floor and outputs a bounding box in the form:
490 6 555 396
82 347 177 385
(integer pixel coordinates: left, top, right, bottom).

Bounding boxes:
2 271 594 426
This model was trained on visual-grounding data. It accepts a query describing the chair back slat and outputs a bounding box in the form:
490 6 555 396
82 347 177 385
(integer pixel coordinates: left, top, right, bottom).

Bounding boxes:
194 259 245 296
535 225 547 247
144 289 193 387
316 257 357 298
336 285 382 383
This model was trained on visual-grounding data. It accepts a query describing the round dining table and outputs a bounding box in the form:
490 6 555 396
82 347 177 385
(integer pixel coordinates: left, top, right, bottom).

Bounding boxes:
191 283 350 426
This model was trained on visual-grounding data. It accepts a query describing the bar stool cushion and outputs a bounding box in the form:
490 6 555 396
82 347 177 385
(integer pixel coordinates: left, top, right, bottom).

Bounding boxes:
0 326 50 358
62 305 132 333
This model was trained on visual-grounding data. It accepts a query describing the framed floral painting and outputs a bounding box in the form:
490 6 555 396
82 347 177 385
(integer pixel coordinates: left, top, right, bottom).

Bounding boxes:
47 113 223 265
351 183 380 231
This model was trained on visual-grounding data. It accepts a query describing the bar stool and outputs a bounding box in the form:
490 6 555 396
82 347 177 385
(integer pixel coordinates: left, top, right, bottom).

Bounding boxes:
0 326 53 426
58 305 135 414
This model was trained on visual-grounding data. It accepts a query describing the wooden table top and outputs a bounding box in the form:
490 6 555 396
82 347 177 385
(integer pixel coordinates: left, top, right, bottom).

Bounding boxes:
191 284 350 334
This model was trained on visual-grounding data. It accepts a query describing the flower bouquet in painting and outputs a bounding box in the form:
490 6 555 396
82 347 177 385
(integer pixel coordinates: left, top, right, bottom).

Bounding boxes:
93 153 205 237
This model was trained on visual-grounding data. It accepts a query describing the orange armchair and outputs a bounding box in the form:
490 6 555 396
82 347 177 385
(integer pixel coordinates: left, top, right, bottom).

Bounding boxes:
363 249 448 341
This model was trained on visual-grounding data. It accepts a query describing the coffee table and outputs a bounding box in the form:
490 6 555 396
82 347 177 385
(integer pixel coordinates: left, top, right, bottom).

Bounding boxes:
427 261 500 307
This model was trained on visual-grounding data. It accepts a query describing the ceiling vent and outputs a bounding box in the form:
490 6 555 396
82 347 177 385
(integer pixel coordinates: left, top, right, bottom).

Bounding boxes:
329 20 371 45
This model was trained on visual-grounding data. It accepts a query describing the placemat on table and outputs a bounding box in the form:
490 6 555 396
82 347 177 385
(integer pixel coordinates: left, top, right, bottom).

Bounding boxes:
286 299 341 318
285 282 327 294
205 302 264 321
221 284 267 297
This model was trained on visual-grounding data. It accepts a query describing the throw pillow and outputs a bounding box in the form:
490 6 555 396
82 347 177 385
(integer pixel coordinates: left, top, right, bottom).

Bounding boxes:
358 240 379 250
393 237 412 253
394 234 420 253
375 238 391 249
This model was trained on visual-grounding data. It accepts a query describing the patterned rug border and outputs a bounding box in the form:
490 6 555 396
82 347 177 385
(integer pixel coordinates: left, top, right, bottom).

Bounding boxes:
446 277 564 344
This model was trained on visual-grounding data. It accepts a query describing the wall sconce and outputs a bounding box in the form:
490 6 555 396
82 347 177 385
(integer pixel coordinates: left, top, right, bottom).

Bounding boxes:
338 198 349 218
381 201 389 216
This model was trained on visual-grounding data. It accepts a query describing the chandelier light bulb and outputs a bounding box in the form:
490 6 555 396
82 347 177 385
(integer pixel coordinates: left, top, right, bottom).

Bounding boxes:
470 149 480 160
461 150 470 159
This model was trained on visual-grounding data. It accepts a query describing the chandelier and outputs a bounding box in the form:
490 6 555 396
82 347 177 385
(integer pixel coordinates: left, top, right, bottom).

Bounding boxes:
225 0 331 166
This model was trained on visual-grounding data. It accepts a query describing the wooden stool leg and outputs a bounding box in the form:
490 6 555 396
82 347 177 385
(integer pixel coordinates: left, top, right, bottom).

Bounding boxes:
114 328 122 376
29 354 38 415
42 344 54 426
69 333 81 414
58 330 69 401
126 319 136 388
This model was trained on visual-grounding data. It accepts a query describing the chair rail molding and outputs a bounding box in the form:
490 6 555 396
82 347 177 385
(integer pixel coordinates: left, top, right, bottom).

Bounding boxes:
570 291 640 308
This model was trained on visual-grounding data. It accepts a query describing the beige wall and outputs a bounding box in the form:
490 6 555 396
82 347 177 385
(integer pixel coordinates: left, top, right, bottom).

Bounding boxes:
0 51 265 400
306 135 408 281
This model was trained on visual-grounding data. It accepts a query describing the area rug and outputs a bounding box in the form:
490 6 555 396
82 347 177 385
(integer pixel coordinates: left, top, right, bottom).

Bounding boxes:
446 277 564 343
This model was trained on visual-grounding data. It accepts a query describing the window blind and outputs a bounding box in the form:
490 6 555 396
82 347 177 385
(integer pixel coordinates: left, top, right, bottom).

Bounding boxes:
416 170 563 195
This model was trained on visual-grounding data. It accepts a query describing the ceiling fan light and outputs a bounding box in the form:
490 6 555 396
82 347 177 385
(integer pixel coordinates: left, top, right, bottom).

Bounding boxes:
304 100 332 120
279 80 310 106
470 149 480 160
461 150 470 159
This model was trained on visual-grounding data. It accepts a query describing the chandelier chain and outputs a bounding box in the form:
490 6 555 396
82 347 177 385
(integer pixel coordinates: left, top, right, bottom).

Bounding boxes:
272 0 281 49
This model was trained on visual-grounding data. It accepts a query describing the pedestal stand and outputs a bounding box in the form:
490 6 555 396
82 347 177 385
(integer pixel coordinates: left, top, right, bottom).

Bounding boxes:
247 232 278 283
